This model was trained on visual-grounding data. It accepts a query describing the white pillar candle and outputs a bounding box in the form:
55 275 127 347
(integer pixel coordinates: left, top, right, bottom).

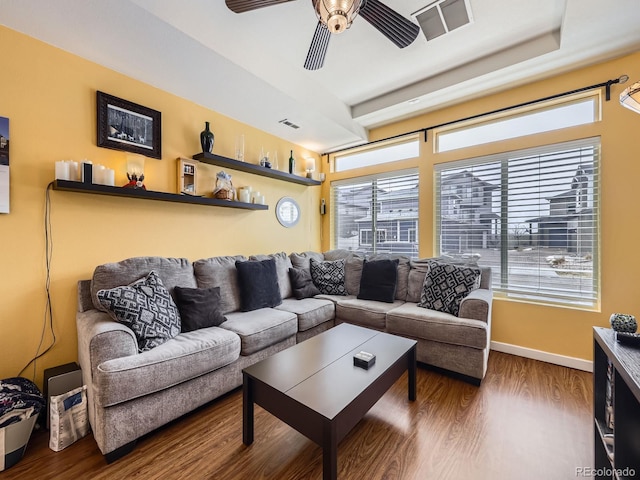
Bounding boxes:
105 168 115 186
93 164 106 185
55 161 70 180
67 161 79 181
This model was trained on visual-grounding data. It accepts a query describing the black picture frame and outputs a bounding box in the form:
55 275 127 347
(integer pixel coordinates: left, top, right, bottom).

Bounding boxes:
97 91 161 159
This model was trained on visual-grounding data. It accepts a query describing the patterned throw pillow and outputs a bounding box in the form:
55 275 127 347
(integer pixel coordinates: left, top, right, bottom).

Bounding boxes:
418 261 481 316
310 258 347 295
97 271 181 352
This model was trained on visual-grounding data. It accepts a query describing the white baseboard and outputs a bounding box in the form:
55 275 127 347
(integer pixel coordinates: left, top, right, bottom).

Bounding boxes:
490 341 593 372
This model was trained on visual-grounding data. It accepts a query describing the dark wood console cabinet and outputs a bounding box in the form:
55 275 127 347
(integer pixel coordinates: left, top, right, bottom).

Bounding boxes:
593 327 640 479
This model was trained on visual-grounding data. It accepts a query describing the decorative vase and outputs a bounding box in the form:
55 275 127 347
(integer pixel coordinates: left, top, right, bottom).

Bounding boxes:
200 122 214 153
610 313 637 333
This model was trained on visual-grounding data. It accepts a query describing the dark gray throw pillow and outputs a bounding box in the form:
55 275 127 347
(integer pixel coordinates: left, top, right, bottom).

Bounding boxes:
174 286 227 332
288 267 321 299
235 258 282 311
357 259 399 303
96 271 181 352
310 258 347 295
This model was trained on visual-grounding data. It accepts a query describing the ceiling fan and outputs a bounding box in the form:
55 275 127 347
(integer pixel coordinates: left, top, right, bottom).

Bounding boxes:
225 0 420 70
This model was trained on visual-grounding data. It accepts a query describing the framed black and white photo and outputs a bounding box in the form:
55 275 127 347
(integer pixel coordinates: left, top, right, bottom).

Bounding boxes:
97 91 161 159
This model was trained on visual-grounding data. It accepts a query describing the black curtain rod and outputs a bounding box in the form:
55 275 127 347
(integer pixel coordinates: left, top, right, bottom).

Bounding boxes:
322 75 627 158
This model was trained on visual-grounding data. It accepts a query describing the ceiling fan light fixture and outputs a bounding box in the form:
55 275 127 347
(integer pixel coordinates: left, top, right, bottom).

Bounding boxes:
620 81 640 114
314 0 362 34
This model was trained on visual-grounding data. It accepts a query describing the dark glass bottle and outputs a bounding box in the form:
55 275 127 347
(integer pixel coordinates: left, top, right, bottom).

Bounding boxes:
288 150 295 174
200 122 214 153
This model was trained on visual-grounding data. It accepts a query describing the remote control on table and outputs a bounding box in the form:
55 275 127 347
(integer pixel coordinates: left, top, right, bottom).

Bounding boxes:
616 331 640 347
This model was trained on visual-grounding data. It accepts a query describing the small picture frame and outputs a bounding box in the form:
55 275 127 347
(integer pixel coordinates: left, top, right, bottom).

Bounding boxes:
97 91 161 159
177 157 198 194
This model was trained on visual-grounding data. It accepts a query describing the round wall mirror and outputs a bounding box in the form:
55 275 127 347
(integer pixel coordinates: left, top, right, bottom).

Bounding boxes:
276 197 300 228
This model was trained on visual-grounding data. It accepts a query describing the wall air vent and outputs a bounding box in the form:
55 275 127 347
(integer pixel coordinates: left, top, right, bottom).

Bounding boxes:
279 119 300 129
413 0 473 42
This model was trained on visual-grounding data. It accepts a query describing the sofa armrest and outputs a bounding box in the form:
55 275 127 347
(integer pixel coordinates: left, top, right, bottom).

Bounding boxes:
458 288 492 323
77 309 138 381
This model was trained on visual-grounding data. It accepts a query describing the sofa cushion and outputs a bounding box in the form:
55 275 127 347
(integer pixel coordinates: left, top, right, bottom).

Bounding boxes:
174 286 227 332
275 297 335 332
386 302 488 349
193 255 247 314
419 261 481 316
316 294 357 304
288 267 321 299
310 258 347 295
335 297 405 330
290 251 325 270
407 260 431 303
94 326 240 407
357 259 399 303
367 254 410 301
96 271 182 352
91 257 196 312
250 252 293 300
221 308 297 355
236 258 282 311
323 250 364 296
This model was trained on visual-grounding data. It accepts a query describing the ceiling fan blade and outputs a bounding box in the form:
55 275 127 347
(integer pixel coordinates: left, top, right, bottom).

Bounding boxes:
359 0 420 48
225 0 296 14
304 22 331 71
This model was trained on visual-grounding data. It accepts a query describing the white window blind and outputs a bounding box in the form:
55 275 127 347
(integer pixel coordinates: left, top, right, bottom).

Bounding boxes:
332 170 419 258
434 138 600 308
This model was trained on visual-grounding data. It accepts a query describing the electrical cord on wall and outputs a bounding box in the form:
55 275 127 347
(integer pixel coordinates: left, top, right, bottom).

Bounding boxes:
18 182 57 379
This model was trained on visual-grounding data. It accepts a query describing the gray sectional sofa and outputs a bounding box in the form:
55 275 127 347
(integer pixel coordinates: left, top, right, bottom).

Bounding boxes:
76 249 492 461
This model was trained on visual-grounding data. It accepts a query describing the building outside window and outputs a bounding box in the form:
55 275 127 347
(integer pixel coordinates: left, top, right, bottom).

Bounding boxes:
332 170 419 258
434 137 600 308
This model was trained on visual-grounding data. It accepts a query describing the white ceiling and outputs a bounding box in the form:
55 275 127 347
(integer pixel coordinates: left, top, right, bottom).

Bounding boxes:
1 0 639 153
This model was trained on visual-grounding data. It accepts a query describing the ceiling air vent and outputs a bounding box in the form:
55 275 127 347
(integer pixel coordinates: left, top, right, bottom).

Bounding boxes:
413 0 473 42
279 119 300 129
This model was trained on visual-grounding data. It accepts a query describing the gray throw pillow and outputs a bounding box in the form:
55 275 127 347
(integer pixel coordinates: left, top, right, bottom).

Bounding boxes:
97 271 181 351
288 267 321 299
310 258 347 295
357 259 399 303
418 261 481 316
174 286 227 332
235 258 282 311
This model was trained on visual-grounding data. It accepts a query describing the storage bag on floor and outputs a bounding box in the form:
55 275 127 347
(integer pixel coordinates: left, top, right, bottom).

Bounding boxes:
49 385 89 452
0 377 45 471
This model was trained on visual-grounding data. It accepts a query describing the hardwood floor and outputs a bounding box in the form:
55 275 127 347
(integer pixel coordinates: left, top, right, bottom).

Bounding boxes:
3 352 592 480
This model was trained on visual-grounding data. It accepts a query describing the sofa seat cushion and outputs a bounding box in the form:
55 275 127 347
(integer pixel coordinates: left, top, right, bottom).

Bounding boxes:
316 294 357 304
275 298 334 332
336 298 405 330
221 309 297 355
94 326 240 407
386 303 488 349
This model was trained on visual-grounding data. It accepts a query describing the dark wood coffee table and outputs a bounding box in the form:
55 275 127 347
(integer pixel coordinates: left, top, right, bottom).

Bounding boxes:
242 323 417 480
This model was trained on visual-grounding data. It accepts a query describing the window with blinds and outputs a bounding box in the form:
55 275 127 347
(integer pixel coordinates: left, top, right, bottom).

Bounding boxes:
434 138 600 308
332 170 419 258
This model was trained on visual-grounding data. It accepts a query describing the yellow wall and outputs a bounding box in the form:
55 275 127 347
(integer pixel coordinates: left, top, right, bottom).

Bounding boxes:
3 21 639 386
322 50 640 363
0 26 321 385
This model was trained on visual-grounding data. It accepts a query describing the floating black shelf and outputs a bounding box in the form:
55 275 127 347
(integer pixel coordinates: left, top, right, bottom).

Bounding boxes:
52 180 268 210
192 152 321 186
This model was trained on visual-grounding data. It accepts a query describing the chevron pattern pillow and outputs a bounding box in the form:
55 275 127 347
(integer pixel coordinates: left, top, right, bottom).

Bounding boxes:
310 258 347 295
97 271 181 351
419 261 481 316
